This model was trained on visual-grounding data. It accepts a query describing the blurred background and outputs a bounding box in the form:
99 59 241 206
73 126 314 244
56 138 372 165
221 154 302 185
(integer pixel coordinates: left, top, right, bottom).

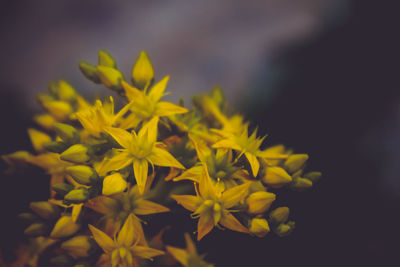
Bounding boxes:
1 0 399 266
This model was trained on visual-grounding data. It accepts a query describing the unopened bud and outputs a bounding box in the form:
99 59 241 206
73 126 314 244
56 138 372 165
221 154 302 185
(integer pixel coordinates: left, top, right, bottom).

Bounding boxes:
27 128 52 152
18 212 40 223
98 50 117 68
30 201 60 220
66 165 99 185
2 150 32 165
42 100 73 121
97 65 124 92
269 207 289 225
275 221 295 237
60 144 91 163
131 51 154 89
284 154 309 173
102 172 127 195
54 123 79 144
262 166 292 188
52 183 74 196
249 218 270 237
304 171 322 183
64 188 90 203
50 216 81 238
24 223 49 236
49 254 74 267
44 141 68 153
57 80 77 101
79 61 101 83
61 235 93 258
246 191 276 214
34 113 56 130
290 177 313 191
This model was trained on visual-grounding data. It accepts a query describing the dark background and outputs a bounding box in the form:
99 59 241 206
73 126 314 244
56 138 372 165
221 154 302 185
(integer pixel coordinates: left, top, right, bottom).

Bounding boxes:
1 0 399 266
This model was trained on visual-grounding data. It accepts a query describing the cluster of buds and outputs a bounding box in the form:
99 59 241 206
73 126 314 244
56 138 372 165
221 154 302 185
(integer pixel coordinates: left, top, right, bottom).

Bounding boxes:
2 50 321 267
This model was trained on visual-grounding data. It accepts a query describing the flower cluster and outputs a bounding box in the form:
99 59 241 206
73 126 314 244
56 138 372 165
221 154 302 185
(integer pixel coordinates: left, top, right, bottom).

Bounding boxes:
2 50 321 267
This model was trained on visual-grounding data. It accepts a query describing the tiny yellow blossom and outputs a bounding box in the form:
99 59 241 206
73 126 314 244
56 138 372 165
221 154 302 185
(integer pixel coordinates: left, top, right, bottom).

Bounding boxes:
89 214 164 267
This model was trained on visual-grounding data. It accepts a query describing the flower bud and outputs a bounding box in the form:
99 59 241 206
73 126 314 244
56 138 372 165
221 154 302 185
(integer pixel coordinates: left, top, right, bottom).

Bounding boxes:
49 254 74 267
269 207 289 225
249 218 270 237
274 221 295 237
30 201 60 220
52 183 74 196
34 113 56 130
18 212 40 223
98 49 117 68
42 100 73 121
261 166 292 188
64 188 90 203
304 171 322 183
290 177 313 191
246 191 276 214
97 65 124 92
79 61 101 83
60 144 91 163
44 141 68 153
66 165 99 185
284 154 309 173
54 123 79 144
61 235 93 258
24 223 49 236
102 172 127 195
57 80 77 101
50 216 81 238
131 51 154 89
1 150 32 165
27 128 52 152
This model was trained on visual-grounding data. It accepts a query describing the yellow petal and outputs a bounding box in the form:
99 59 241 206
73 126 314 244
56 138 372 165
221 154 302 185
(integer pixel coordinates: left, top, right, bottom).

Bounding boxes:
27 128 51 152
138 116 159 144
85 195 118 214
132 51 154 90
245 152 260 177
130 245 164 260
219 211 249 234
104 127 133 149
102 172 128 195
133 199 170 215
148 76 169 102
117 214 136 247
189 135 211 163
122 81 144 102
197 215 214 240
212 139 241 151
88 224 115 253
148 147 185 169
221 182 251 209
165 246 188 266
198 165 219 199
71 204 83 223
133 160 148 194
173 166 202 183
155 101 189 117
170 195 200 212
100 150 133 174
184 232 197 254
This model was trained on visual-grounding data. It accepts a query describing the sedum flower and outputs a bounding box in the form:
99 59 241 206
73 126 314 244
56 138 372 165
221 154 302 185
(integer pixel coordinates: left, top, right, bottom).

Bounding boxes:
166 233 214 267
213 126 288 177
121 77 188 128
89 214 164 267
171 165 250 240
102 116 185 194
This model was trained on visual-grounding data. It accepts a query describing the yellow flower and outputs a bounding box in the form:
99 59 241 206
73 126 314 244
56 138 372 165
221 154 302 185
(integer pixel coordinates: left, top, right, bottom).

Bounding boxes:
166 233 214 267
75 97 134 138
121 77 188 128
102 116 185 194
213 126 287 177
89 214 164 267
85 185 169 237
171 165 250 240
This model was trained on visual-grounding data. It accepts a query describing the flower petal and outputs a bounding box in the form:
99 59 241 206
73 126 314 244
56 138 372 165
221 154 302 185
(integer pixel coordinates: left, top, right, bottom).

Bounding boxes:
197 215 214 240
130 245 164 260
88 224 115 253
117 214 136 247
170 195 200 212
148 76 169 102
219 211 249 234
173 166 202 183
221 182 251 209
133 160 148 194
155 101 188 117
133 199 170 215
212 139 241 151
102 172 127 196
148 147 185 169
104 127 133 149
138 116 159 144
165 246 188 266
245 152 260 177
99 150 133 174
